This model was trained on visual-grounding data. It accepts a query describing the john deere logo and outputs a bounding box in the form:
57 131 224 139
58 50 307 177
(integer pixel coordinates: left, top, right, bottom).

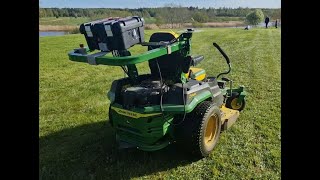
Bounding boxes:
111 106 161 119
117 109 139 118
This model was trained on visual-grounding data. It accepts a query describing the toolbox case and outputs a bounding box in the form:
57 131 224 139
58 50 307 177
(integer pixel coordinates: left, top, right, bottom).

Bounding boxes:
79 18 118 51
94 16 145 51
80 16 145 51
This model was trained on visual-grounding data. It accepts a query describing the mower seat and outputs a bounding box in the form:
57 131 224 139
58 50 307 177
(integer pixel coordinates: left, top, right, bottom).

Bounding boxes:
185 67 206 81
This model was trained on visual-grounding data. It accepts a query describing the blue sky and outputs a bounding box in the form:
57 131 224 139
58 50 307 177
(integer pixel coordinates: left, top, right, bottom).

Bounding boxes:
40 0 281 9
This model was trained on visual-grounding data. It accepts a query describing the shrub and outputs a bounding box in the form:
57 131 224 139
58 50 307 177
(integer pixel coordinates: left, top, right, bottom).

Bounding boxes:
69 27 80 34
192 21 204 28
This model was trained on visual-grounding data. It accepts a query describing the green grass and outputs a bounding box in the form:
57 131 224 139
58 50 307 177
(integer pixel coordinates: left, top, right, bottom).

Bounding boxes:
144 17 157 24
40 28 281 179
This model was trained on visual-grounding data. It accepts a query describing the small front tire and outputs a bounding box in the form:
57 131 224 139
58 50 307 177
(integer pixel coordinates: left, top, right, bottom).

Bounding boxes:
226 92 246 111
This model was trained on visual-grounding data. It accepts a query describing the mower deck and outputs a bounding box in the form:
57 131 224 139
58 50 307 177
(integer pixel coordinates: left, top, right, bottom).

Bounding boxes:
220 105 240 130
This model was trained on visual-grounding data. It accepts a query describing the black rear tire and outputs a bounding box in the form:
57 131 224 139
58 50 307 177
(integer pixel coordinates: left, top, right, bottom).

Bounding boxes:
174 101 221 158
108 106 113 126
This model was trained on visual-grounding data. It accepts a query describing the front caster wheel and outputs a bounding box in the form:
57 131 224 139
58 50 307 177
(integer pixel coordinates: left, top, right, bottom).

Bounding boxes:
226 92 246 111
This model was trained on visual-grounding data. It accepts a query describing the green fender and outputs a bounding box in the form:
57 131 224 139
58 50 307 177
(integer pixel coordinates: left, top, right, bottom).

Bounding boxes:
238 90 246 103
156 90 213 113
184 90 213 113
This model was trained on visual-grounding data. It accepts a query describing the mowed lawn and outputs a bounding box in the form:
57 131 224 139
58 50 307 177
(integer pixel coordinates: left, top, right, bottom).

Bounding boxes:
40 28 281 179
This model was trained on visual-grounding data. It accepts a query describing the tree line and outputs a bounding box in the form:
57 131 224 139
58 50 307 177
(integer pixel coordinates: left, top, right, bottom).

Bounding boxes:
39 6 281 24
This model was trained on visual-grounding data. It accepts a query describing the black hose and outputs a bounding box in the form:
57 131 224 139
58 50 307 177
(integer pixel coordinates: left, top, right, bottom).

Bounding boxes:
212 43 232 79
168 82 187 126
217 63 231 79
155 59 187 126
156 60 164 113
213 43 230 64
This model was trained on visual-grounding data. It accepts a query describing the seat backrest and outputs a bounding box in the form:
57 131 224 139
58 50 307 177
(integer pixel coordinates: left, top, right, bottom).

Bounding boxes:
148 32 185 81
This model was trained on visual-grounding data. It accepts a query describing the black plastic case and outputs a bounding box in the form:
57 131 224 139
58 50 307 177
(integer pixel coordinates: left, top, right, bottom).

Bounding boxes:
93 16 145 51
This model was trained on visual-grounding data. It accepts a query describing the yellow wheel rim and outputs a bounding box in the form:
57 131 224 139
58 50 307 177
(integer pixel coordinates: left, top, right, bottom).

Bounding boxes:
231 98 242 110
204 114 218 147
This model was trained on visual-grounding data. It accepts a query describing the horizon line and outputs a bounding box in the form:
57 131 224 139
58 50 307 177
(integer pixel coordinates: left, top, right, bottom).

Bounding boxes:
40 6 281 9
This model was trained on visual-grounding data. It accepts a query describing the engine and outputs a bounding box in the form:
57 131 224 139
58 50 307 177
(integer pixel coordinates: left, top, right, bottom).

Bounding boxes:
121 79 168 109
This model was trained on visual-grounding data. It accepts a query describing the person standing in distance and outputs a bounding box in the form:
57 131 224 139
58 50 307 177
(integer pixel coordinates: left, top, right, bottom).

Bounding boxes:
265 17 270 28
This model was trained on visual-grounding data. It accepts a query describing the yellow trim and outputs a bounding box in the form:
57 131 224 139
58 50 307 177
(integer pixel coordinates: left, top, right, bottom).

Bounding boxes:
111 106 161 119
195 74 206 81
157 31 179 38
204 114 218 147
189 67 203 72
169 30 179 38
220 105 240 124
230 98 242 109
185 67 206 81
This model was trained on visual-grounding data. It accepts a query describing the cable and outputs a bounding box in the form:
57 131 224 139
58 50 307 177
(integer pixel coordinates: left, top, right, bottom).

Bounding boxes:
168 29 192 44
156 58 187 126
156 60 164 112
168 82 187 126
113 50 129 77
120 66 129 77
150 39 187 126
217 63 231 79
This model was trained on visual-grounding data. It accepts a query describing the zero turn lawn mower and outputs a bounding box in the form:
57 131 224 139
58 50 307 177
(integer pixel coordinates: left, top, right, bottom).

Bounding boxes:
68 16 246 157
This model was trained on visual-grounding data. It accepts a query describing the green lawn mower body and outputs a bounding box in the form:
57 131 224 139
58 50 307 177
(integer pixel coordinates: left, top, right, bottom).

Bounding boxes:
68 16 246 157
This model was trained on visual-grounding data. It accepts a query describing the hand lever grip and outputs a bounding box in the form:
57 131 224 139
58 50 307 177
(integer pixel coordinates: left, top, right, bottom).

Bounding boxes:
213 42 230 64
191 55 204 66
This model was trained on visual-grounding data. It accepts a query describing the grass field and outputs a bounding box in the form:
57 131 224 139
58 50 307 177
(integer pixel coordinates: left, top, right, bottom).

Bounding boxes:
40 28 281 179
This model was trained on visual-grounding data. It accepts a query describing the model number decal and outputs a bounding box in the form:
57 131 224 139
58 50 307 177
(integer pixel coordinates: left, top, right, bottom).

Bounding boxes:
111 106 161 119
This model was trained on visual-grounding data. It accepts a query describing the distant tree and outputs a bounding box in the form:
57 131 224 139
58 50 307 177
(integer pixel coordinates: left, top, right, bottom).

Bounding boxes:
162 4 180 28
52 8 59 17
246 9 264 25
72 12 77 18
147 8 157 17
192 21 204 28
39 8 46 17
192 12 209 23
207 8 217 20
155 16 165 27
62 8 69 17
141 10 151 18
271 8 281 20
46 8 53 17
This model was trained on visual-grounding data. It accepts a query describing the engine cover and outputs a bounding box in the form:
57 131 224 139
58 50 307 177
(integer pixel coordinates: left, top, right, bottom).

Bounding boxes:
122 80 165 109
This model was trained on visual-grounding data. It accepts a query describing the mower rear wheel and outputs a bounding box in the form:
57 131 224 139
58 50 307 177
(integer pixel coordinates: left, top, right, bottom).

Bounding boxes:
174 101 221 158
226 92 245 111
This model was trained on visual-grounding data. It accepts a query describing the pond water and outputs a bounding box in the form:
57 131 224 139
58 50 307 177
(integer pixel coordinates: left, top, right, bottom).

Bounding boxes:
39 31 69 37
